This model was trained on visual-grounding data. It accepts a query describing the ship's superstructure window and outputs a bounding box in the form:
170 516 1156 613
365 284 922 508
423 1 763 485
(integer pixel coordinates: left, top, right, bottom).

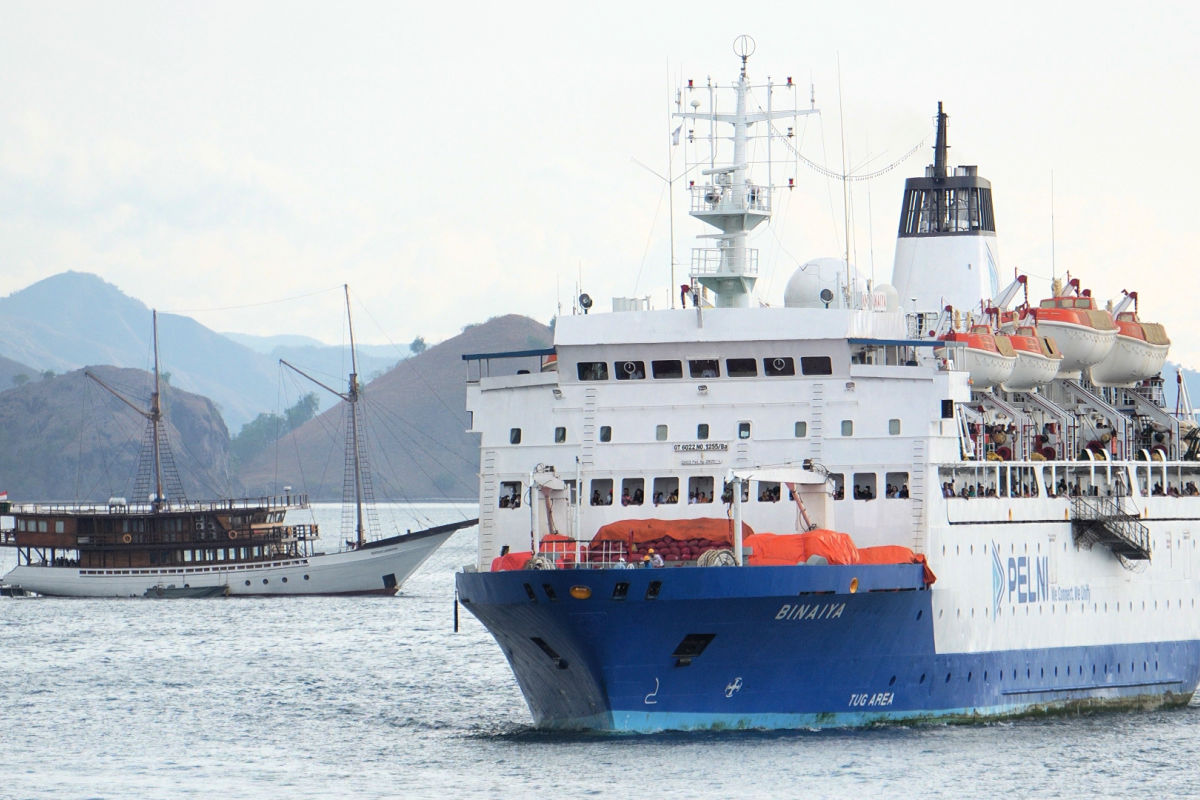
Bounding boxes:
620 479 645 506
794 421 808 438
653 477 679 504
758 481 781 502
853 473 877 500
841 420 854 436
499 481 522 508
599 425 612 442
764 357 795 376
655 424 668 441
509 428 522 444
688 476 715 503
614 360 646 380
722 479 749 502
738 422 751 440
726 358 757 377
885 472 910 498
801 356 833 375
590 479 614 506
652 360 683 379
55 521 64 533
829 473 846 500
577 361 608 381
697 423 710 440
689 358 720 378
889 419 902 435
554 426 567 443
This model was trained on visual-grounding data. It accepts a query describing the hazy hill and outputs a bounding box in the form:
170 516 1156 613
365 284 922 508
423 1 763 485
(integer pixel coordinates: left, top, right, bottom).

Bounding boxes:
0 272 283 430
0 366 231 502
237 314 552 501
0 354 39 390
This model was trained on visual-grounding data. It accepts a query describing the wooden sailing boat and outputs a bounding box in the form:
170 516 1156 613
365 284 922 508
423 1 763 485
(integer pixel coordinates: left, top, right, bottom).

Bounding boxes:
0 299 474 597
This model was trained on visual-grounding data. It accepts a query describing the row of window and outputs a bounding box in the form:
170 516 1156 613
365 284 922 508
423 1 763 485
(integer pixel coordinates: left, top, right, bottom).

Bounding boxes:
576 356 834 382
496 471 912 508
509 418 902 445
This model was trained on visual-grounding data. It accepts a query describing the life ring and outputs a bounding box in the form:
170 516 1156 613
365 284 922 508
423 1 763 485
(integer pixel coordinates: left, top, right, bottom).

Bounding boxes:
228 530 238 540
121 533 132 544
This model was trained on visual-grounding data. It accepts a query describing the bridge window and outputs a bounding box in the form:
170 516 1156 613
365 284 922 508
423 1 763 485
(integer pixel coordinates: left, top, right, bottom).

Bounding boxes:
726 358 757 377
801 356 833 375
764 357 795 376
614 360 646 380
689 358 720 378
652 360 683 379
577 361 608 381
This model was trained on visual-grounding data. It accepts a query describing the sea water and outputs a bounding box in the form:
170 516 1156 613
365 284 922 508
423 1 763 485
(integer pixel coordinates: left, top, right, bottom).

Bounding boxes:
2 503 1199 800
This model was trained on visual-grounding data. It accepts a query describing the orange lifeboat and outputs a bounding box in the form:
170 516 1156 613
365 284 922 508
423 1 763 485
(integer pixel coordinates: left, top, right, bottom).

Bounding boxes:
1000 325 1063 391
1032 281 1116 379
1089 293 1170 387
937 324 1016 389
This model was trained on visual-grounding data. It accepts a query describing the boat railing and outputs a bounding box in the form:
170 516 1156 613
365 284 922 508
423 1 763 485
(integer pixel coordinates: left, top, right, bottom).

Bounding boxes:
5 494 310 516
690 247 759 276
689 183 771 214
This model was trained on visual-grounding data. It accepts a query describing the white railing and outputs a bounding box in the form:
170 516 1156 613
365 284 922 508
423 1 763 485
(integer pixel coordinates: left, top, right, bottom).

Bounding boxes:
690 248 759 276
689 183 771 214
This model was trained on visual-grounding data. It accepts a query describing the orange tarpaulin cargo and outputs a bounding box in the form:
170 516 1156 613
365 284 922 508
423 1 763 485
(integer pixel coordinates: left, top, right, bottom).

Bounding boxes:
745 529 860 566
591 517 748 546
490 550 533 571
858 545 937 585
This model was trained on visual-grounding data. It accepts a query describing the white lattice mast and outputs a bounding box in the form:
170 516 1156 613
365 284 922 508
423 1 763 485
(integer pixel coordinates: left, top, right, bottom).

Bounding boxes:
675 34 816 307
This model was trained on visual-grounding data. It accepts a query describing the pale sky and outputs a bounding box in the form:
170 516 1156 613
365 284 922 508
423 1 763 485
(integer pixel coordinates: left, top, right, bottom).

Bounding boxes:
4 1 1200 363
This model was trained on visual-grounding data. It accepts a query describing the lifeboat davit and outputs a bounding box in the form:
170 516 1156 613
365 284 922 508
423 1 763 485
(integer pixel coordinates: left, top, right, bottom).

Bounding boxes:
1032 292 1116 379
1089 310 1170 387
937 324 1016 389
1000 325 1063 391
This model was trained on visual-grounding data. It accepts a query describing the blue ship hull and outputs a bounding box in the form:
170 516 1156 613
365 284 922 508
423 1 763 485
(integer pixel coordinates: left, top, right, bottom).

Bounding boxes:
456 564 1200 732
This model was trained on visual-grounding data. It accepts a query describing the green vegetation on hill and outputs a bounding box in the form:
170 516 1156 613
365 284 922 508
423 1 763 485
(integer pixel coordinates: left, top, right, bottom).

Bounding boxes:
231 393 319 467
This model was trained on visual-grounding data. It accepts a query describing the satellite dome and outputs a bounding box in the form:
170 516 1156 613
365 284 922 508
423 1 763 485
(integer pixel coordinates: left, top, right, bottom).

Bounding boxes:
783 258 867 309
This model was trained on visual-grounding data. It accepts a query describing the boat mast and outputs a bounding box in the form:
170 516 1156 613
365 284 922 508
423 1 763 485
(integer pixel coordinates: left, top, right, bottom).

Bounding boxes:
675 34 815 308
150 310 165 509
345 285 366 548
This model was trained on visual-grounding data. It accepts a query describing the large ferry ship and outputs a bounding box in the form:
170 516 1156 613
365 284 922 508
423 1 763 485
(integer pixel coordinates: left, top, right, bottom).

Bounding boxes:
454 37 1200 731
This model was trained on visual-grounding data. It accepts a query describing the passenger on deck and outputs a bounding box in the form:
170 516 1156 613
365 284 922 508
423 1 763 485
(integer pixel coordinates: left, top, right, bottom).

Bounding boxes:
591 490 602 506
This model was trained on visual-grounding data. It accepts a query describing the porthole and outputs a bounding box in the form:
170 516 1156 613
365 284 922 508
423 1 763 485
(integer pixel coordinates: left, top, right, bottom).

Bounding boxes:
263 578 269 585
304 574 310 580
282 577 288 583
244 580 251 586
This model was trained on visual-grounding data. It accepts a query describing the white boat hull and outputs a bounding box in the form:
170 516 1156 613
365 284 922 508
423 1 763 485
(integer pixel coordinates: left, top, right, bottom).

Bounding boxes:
1001 349 1061 391
937 344 1015 389
1036 319 1115 378
2 529 454 597
1089 334 1170 387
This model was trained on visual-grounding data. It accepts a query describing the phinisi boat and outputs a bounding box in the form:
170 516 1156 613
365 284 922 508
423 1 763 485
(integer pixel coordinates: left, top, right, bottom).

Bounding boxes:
454 38 1200 732
0 293 473 597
